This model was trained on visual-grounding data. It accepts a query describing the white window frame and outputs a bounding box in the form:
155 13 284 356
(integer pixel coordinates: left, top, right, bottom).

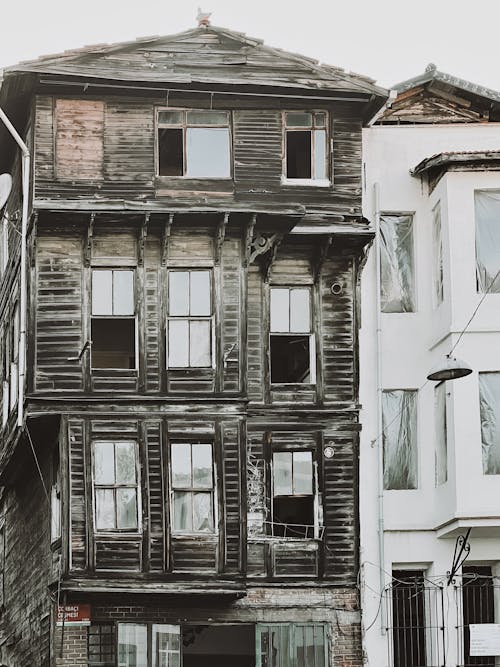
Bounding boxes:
92 440 141 533
156 108 232 179
281 111 330 186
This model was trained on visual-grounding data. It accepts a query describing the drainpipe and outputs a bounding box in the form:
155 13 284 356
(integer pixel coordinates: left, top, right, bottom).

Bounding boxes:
0 108 30 428
373 182 386 633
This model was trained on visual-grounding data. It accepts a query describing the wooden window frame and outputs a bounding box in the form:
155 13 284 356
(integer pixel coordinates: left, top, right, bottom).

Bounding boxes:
281 110 331 186
117 621 181 667
155 108 233 179
92 440 142 534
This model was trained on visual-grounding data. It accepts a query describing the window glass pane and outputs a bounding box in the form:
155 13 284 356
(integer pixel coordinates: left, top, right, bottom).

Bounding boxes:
313 129 327 180
173 491 192 531
96 489 115 529
92 270 112 315
192 444 213 488
314 112 326 128
115 442 136 485
171 443 191 487
118 624 148 667
433 205 444 306
168 320 189 367
295 625 305 666
479 372 500 474
189 320 211 367
383 390 418 490
113 271 134 316
293 451 313 495
435 383 448 485
193 492 213 532
290 289 310 332
94 442 115 484
190 271 211 316
158 111 184 125
186 110 228 125
116 488 138 530
158 128 184 177
286 112 312 127
169 272 190 316
186 127 230 178
153 625 181 667
475 190 500 293
380 215 415 313
270 288 290 332
273 452 293 495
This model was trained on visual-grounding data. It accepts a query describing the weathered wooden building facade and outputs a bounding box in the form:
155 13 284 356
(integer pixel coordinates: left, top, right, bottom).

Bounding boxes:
0 22 387 666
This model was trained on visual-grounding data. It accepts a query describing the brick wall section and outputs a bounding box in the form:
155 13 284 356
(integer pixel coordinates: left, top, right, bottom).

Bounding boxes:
54 626 87 667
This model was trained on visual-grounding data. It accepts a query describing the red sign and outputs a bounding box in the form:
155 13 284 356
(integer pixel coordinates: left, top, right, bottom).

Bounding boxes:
56 604 91 626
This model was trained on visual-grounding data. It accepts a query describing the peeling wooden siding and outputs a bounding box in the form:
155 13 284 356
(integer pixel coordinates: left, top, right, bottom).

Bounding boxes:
54 99 104 181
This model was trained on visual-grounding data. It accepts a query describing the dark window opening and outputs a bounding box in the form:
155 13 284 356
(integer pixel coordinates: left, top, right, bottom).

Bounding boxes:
270 334 310 383
158 128 184 176
88 624 116 666
392 570 426 667
286 131 311 179
462 566 495 667
91 318 135 369
183 625 255 667
272 496 314 538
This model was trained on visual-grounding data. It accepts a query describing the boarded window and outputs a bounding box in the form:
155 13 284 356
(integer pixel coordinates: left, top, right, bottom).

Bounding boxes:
432 204 444 306
270 287 315 384
171 443 215 533
91 269 136 369
479 372 500 474
435 382 448 486
157 109 231 177
257 623 327 667
380 214 415 313
271 450 319 538
167 270 212 368
383 390 418 490
93 441 139 531
284 111 328 181
55 99 104 181
391 570 426 667
475 190 500 293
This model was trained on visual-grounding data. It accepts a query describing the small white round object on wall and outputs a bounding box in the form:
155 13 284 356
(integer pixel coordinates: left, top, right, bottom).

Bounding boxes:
323 445 335 459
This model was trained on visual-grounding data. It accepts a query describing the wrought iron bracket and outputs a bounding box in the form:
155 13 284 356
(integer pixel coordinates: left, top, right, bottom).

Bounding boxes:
447 527 471 585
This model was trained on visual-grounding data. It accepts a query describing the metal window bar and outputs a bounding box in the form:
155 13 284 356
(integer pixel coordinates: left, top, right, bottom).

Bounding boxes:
384 577 445 667
455 574 498 667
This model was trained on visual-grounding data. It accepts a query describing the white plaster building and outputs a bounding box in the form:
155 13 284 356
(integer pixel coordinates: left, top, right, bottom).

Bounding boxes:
360 68 500 667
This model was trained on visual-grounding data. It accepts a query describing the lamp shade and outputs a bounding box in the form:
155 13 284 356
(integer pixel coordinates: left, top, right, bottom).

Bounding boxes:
427 356 473 382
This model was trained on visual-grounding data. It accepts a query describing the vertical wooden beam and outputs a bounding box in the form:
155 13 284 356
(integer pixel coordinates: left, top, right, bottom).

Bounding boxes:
161 213 174 267
215 212 229 266
243 213 257 268
83 212 95 268
137 212 149 267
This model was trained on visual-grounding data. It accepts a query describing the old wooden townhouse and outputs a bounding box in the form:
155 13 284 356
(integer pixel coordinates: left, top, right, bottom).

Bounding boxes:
0 19 387 666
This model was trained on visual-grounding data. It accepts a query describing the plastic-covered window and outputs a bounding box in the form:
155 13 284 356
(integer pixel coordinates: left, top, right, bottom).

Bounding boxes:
380 214 415 313
475 190 500 293
479 372 500 474
382 390 418 490
432 204 444 306
434 382 447 486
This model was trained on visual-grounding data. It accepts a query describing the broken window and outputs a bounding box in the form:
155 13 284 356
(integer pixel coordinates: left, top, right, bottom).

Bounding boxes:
93 441 139 531
435 382 447 486
171 443 215 533
432 203 444 306
91 269 136 369
382 390 418 490
478 372 500 474
257 623 327 667
157 109 231 178
271 450 320 538
474 190 500 293
270 287 315 384
284 111 328 182
167 270 212 368
380 214 415 313
118 623 180 667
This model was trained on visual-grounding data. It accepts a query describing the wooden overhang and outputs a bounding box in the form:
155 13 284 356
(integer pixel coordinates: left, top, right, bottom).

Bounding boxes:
56 579 247 599
411 150 500 191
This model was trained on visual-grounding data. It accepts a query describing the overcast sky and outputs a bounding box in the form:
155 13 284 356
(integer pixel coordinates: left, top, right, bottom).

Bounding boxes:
2 0 500 93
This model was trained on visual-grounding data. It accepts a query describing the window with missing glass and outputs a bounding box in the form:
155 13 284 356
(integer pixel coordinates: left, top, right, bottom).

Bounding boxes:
156 109 231 178
284 111 329 183
171 442 215 533
91 269 136 369
93 441 139 531
475 190 500 293
167 270 213 368
271 450 319 539
270 287 315 384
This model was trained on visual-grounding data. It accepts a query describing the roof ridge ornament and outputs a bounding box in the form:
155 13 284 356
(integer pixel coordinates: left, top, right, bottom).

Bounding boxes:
197 8 212 27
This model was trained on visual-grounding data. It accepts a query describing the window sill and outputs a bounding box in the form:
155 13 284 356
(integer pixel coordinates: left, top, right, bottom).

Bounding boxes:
280 177 331 188
156 174 233 180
